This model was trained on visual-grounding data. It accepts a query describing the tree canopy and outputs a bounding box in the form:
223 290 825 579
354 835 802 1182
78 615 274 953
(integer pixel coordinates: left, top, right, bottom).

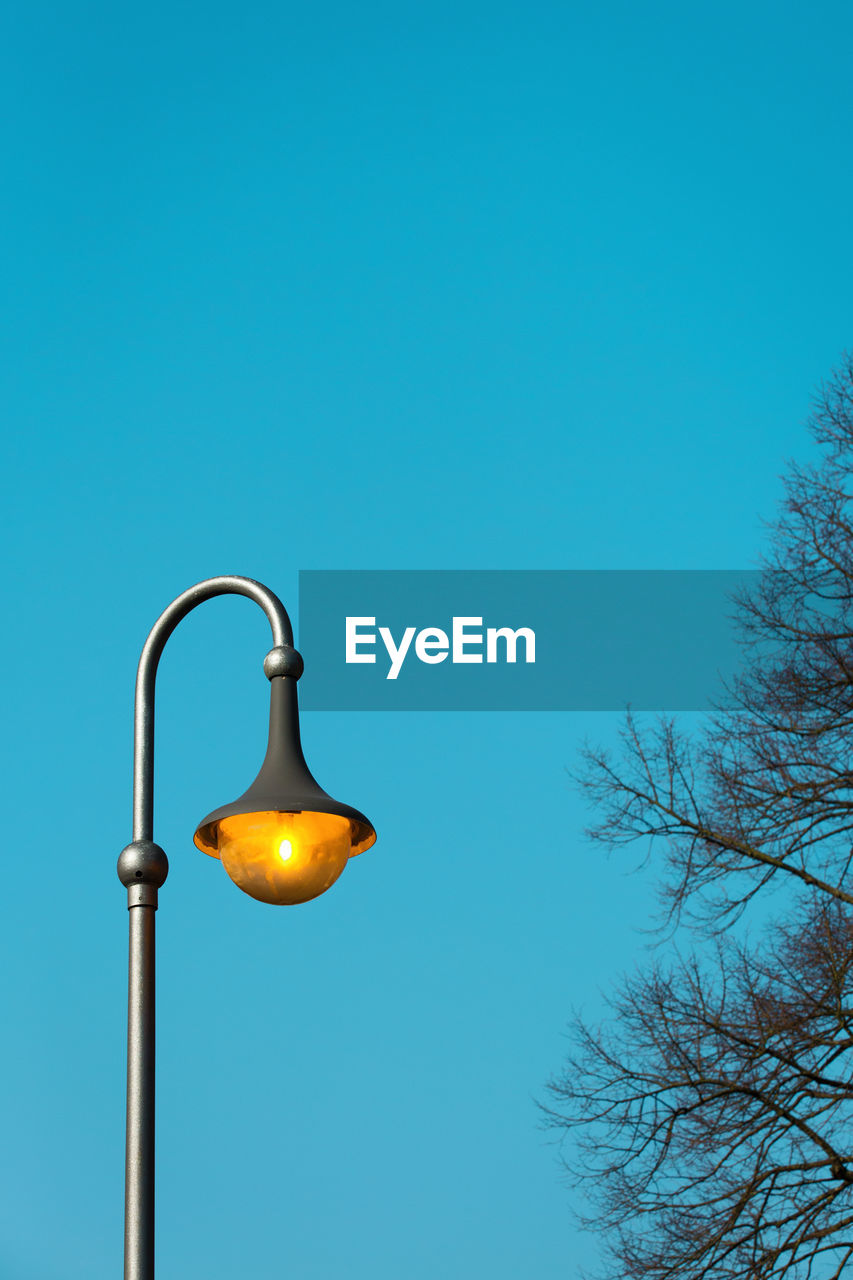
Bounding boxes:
547 356 853 1280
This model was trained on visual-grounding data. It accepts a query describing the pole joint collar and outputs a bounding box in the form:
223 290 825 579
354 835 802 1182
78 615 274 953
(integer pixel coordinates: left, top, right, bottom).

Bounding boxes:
126 883 159 908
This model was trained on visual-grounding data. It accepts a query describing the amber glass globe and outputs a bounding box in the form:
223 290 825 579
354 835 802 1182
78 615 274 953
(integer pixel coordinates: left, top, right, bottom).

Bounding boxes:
203 810 353 905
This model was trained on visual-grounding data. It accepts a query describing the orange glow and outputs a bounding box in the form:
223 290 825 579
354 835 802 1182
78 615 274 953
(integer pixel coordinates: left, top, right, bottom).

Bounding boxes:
196 811 353 905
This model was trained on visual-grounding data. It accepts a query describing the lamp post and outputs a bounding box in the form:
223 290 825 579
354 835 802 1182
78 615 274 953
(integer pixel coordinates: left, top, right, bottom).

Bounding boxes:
117 576 376 1280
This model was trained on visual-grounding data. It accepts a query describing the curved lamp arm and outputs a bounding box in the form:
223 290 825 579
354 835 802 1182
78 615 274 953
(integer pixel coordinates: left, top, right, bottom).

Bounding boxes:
132 575 295 843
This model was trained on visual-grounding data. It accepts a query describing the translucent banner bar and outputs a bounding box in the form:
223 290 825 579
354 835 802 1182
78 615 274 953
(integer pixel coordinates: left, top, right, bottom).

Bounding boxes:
298 570 754 711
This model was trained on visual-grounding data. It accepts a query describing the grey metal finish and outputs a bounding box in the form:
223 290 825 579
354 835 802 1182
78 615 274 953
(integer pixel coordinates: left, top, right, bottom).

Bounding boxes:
121 576 295 1280
194 674 375 855
262 644 304 680
118 841 170 897
125 896 156 1280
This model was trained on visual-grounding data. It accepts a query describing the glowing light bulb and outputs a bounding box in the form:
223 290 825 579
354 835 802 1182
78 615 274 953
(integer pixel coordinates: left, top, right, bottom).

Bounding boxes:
209 811 352 905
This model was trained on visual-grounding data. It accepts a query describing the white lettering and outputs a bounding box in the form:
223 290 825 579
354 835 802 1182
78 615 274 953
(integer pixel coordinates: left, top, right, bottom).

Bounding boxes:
346 616 535 677
379 626 416 680
453 617 483 663
486 626 536 664
346 617 376 663
415 628 449 664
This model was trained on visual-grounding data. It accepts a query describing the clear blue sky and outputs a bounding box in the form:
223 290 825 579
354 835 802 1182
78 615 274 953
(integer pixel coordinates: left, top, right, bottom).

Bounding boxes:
2 3 851 1277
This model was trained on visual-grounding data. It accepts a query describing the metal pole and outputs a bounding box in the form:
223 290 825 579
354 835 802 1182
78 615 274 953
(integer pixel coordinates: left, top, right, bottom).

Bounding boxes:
117 576 295 1280
125 890 157 1280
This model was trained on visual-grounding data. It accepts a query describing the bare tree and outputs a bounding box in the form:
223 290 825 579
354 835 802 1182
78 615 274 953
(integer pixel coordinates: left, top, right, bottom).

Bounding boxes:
547 356 853 1280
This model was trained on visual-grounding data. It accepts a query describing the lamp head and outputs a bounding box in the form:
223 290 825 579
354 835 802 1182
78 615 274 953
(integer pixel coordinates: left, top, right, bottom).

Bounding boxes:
194 651 375 905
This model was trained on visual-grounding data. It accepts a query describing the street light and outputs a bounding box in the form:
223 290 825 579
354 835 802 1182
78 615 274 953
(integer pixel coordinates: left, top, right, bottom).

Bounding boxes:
116 576 376 1280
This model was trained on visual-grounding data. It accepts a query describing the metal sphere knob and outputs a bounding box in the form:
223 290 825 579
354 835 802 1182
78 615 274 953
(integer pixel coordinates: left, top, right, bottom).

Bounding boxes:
117 841 169 888
263 645 304 681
